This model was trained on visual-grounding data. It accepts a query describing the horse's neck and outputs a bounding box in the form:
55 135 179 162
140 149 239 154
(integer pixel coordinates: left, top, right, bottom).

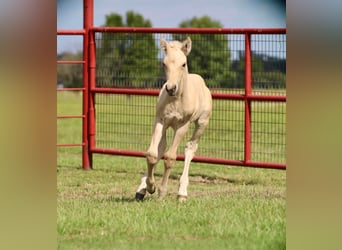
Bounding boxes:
178 73 189 98
179 74 195 111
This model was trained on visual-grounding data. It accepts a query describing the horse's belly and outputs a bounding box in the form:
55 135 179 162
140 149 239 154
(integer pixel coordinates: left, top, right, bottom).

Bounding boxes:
163 111 183 125
163 111 187 128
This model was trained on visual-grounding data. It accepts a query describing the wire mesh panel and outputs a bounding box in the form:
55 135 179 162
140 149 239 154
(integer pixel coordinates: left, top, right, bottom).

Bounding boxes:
249 34 286 164
95 94 245 162
205 99 245 160
251 101 286 163
251 34 286 95
95 32 163 89
96 94 156 151
93 29 286 168
95 32 246 91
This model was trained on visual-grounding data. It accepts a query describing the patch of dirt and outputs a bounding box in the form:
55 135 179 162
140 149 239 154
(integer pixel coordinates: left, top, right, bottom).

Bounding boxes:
189 175 236 185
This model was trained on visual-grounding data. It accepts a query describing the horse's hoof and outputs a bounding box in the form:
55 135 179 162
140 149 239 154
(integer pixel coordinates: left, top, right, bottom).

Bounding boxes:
177 195 187 202
147 185 156 194
135 192 145 201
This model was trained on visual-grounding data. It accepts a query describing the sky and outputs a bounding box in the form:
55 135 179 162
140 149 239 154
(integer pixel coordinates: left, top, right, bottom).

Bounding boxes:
57 0 286 53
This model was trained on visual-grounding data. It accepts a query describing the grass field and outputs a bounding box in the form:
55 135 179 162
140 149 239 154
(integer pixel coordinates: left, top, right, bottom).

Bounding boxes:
57 92 286 250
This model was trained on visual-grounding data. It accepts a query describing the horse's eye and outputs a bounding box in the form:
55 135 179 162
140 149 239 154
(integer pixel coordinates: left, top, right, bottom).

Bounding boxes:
162 63 166 68
182 63 186 67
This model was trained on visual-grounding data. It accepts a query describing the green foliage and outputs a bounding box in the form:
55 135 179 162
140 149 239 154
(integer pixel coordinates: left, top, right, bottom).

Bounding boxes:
174 16 236 88
179 16 222 28
252 53 286 89
96 11 158 88
58 13 285 91
231 51 286 89
57 52 83 88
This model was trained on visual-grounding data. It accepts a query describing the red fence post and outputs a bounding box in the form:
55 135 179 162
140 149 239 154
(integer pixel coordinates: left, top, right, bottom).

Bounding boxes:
88 28 96 155
81 0 93 170
244 33 252 164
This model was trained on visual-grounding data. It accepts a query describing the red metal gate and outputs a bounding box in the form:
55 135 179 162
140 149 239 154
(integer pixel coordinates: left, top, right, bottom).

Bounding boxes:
57 0 93 169
57 0 286 170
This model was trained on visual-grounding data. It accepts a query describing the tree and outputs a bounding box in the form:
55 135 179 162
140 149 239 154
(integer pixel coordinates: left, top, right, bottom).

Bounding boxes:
57 52 83 88
231 51 286 89
96 11 159 88
173 16 236 88
252 53 286 89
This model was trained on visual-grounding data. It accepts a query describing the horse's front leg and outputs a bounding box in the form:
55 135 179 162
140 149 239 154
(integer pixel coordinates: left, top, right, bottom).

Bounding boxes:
135 121 165 201
159 121 190 198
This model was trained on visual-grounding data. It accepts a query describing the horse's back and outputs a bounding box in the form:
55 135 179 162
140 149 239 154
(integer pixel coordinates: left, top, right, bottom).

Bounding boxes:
188 74 212 105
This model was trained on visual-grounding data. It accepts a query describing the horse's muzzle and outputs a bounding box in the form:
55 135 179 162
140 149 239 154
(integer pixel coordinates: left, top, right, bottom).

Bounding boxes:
165 84 177 96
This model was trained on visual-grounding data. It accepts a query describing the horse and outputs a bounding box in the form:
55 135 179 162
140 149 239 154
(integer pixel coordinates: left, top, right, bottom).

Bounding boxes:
135 37 212 202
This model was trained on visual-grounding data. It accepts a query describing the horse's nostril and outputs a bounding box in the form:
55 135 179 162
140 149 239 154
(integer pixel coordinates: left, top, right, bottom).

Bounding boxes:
166 85 177 95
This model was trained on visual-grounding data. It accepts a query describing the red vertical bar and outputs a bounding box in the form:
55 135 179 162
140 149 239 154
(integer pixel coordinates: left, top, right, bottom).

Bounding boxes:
88 0 95 168
88 29 96 153
244 33 252 163
82 0 93 170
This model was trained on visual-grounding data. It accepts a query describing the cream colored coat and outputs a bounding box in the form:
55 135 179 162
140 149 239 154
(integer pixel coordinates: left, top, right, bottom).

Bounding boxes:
136 37 212 202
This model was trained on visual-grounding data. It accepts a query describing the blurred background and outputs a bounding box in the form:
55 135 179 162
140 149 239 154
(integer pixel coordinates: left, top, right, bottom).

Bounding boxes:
57 0 286 90
57 0 286 53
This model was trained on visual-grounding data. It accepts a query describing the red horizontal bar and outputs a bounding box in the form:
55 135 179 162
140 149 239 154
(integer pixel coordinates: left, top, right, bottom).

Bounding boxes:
243 160 286 170
57 88 85 91
91 148 285 170
92 148 146 158
57 60 85 64
211 93 286 102
211 93 245 100
248 95 286 102
92 88 285 101
92 87 160 96
57 30 85 35
57 143 85 147
91 27 286 34
191 156 286 170
57 115 85 119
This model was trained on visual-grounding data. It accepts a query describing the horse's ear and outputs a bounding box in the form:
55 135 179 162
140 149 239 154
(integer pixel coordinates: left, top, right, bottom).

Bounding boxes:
181 37 192 56
160 37 168 54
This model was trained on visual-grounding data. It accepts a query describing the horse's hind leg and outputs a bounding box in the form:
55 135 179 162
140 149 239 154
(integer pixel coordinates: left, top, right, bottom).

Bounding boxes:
178 116 210 202
135 121 166 201
159 122 190 198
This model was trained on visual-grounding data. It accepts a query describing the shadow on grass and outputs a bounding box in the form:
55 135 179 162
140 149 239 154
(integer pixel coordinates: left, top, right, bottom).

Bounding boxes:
167 172 259 186
94 196 137 203
110 196 137 203
97 195 157 203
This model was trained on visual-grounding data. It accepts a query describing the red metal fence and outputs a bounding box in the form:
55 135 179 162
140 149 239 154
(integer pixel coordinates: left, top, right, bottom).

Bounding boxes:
57 0 93 168
57 0 286 170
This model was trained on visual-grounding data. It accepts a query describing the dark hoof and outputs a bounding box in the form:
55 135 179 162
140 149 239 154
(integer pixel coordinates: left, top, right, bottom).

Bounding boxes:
147 186 156 195
135 192 145 201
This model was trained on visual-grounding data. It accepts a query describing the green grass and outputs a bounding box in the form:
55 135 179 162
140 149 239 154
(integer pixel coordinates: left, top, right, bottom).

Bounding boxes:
57 92 286 250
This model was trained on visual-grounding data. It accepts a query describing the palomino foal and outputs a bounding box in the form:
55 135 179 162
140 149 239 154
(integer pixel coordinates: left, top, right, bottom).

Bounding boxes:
135 37 212 202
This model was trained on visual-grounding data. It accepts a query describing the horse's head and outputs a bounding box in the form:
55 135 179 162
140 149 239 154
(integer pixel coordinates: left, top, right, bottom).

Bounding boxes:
160 37 192 96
